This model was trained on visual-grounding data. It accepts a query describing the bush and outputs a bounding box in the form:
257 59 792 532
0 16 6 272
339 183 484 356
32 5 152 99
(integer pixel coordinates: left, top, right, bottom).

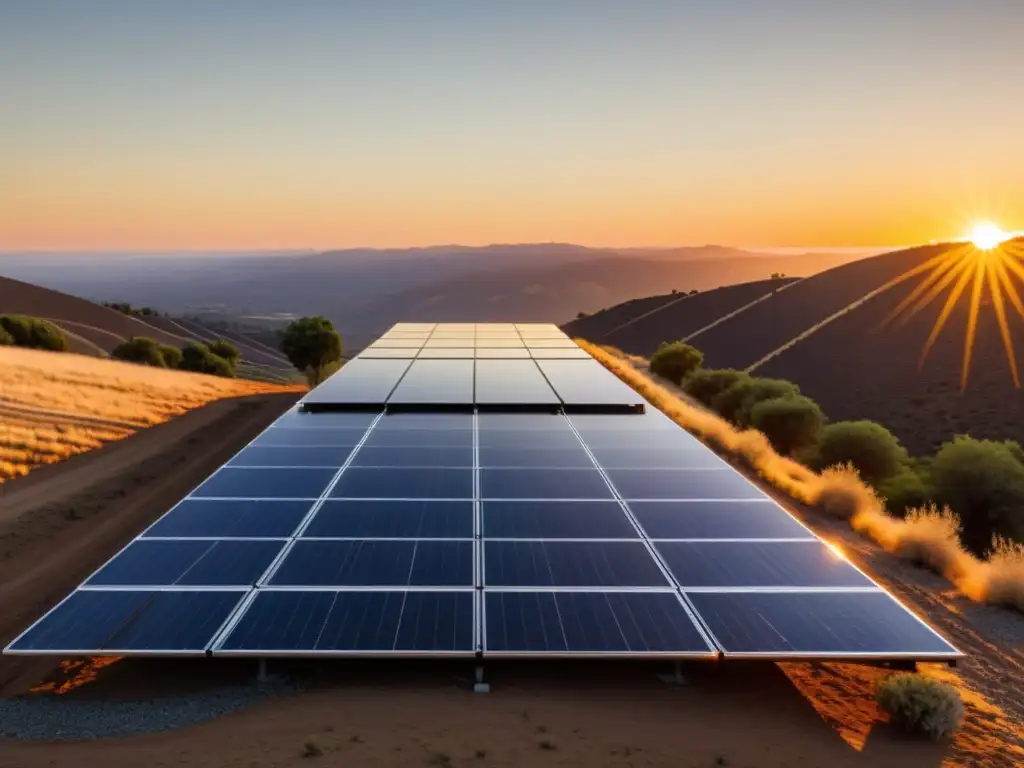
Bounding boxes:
112 336 167 367
748 395 825 456
0 325 13 345
159 344 183 369
876 673 963 740
930 436 1024 554
878 468 933 516
0 315 68 351
305 359 342 387
649 342 704 384
814 420 909 486
281 316 343 373
208 339 241 364
682 368 750 407
180 341 236 377
711 376 800 426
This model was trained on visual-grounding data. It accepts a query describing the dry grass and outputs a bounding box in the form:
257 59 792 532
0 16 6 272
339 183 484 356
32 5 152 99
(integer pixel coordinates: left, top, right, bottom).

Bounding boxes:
0 347 305 482
578 339 1024 616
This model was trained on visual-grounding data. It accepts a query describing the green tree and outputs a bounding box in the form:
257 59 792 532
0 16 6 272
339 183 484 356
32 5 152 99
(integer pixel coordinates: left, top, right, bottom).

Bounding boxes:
711 376 801 426
813 420 909 486
0 315 68 351
878 468 933 517
280 316 343 376
159 344 183 369
112 336 167 367
208 339 241 365
649 341 704 384
180 341 236 377
748 395 825 456
682 368 749 407
930 436 1024 553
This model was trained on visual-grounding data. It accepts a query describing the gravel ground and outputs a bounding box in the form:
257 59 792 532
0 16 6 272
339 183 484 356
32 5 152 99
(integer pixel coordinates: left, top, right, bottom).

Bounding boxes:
0 679 297 741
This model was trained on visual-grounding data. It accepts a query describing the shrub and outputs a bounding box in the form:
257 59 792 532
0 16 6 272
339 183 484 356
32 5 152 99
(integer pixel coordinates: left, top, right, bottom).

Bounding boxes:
281 316 343 373
159 344 183 369
814 420 909 486
711 376 800 426
811 464 881 522
0 315 68 351
895 505 972 581
876 673 963 740
112 336 167 367
748 395 825 456
0 326 13 345
983 536 1024 613
208 339 241 365
1005 440 1024 468
180 341 236 377
682 368 749 407
649 341 704 384
878 468 933 516
930 436 1024 554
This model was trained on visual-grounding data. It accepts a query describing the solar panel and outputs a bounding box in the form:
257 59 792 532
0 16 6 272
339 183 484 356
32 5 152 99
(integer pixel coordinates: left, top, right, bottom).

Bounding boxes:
5 324 961 665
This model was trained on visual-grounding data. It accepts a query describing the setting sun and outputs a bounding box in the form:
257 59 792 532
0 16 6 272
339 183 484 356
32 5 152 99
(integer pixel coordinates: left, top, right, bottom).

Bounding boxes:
970 223 1009 251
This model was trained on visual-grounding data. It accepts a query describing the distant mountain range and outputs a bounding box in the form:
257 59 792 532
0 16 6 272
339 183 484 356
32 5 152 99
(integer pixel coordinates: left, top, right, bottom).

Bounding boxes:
0 244 862 347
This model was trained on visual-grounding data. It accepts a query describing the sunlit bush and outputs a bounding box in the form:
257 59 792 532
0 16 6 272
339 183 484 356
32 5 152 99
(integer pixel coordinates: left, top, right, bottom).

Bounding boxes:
876 673 964 740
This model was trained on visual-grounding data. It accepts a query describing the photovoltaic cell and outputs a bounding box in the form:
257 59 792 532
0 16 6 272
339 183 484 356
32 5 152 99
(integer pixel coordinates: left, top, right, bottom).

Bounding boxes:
7 590 245 654
480 468 614 499
351 446 473 467
363 429 472 448
271 410 378 430
687 591 960 658
87 540 285 587
484 541 669 587
484 592 713 655
628 500 814 540
331 467 473 499
252 428 367 447
389 359 474 404
655 541 875 588
192 467 338 499
144 499 314 538
217 590 475 654
536 359 645 408
303 500 474 538
482 501 638 539
606 468 766 500
474 360 559 405
478 446 594 468
228 446 353 468
303 357 411 406
269 540 473 586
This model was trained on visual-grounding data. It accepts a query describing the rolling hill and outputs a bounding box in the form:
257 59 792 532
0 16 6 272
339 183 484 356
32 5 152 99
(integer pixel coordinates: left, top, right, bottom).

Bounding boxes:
566 240 1024 453
0 276 297 379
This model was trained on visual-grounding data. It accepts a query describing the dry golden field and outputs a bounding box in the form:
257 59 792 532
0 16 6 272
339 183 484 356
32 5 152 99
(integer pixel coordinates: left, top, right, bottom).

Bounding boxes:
0 347 305 482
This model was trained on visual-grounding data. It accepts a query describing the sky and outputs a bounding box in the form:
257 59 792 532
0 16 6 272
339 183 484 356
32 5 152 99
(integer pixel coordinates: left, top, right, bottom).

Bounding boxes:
2 0 1023 251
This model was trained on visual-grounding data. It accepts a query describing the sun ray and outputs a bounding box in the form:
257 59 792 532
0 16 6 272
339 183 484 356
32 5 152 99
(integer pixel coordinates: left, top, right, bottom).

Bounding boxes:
877 248 968 329
961 255 988 389
918 260 976 371
899 252 976 327
987 261 1020 388
993 258 1024 323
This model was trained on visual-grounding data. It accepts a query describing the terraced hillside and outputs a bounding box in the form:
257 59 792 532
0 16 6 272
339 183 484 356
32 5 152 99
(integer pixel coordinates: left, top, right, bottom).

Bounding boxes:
568 240 1024 453
0 276 298 381
562 278 800 356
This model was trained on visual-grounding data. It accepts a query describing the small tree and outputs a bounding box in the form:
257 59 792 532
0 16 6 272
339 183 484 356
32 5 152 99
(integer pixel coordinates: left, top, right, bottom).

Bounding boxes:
112 336 166 367
576 311 589 320
682 368 749 407
208 339 241 365
649 341 704 384
0 325 13 345
0 315 68 351
711 376 800 426
814 420 909 486
280 316 343 376
159 344 183 369
770 272 787 280
930 436 1024 553
748 395 825 456
878 468 933 517
180 341 236 377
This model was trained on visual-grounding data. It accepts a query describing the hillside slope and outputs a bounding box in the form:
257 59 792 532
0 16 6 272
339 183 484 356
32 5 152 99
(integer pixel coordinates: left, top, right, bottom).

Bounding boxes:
0 346 303 482
563 277 800 355
574 240 1024 453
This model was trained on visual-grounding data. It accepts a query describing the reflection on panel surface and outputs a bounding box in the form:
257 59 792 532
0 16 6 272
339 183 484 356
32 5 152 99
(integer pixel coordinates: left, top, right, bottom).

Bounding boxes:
485 541 668 587
482 500 637 539
87 540 284 587
687 591 961 658
303 500 474 538
270 540 473 586
144 499 314 538
629 500 813 540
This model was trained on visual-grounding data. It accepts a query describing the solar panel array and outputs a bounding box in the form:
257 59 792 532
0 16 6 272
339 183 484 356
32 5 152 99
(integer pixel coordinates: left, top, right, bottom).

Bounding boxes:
304 323 644 411
5 324 962 663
